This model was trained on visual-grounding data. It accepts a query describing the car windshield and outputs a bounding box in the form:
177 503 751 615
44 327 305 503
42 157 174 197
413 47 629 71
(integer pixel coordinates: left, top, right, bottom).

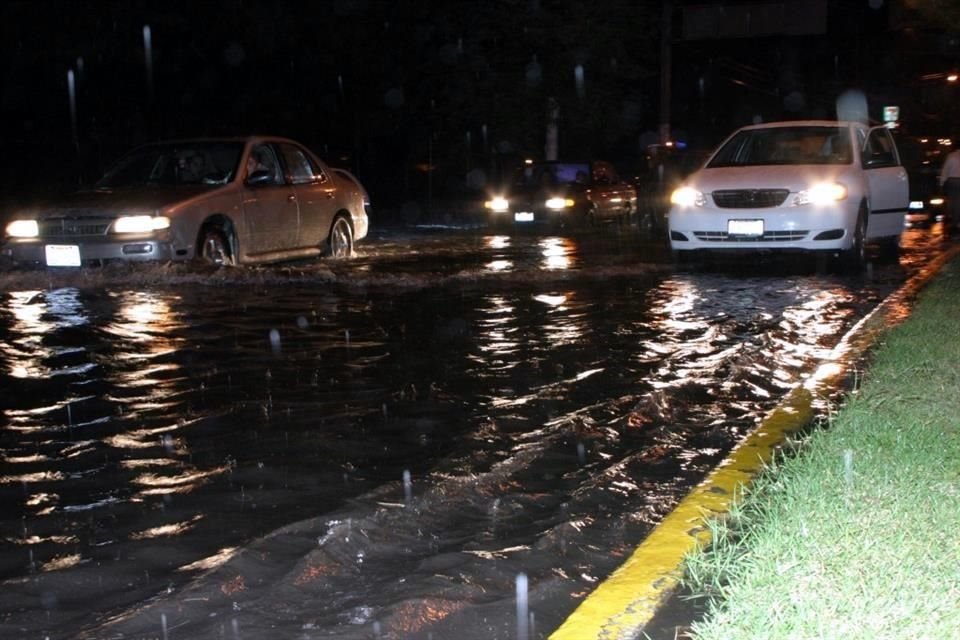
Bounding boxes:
513 162 591 187
708 126 852 168
96 142 244 188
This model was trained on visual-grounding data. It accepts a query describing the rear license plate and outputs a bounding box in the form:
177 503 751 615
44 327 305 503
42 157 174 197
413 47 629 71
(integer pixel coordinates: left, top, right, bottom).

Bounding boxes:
727 219 764 236
514 212 535 222
45 244 82 267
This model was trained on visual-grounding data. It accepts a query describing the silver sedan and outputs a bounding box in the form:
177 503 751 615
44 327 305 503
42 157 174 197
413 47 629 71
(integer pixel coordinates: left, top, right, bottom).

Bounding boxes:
2 136 369 267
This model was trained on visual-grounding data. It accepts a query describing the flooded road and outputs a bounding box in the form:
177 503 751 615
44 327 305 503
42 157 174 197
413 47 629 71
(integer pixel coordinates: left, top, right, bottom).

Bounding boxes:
0 225 949 639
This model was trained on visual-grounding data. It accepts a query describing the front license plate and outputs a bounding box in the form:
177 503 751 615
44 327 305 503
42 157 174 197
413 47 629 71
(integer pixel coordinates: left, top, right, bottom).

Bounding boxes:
514 212 535 222
727 219 764 236
45 244 82 267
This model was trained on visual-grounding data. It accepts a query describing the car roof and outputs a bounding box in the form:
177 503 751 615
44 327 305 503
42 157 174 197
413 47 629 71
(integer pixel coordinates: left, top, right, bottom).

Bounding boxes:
738 120 862 131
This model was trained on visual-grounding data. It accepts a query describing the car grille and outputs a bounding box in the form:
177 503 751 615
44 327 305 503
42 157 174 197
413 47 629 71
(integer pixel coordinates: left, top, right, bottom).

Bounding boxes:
39 218 112 238
694 230 809 242
712 189 790 208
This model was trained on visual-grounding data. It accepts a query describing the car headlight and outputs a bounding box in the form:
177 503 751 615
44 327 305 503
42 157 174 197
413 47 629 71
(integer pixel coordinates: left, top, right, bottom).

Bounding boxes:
669 187 705 207
5 219 39 238
545 197 575 210
484 196 510 212
930 197 945 206
793 182 847 206
112 215 171 234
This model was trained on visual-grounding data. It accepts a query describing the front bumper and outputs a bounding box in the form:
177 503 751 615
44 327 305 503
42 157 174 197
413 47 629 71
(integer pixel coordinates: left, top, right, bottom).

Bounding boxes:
487 208 583 228
2 236 179 266
668 205 855 252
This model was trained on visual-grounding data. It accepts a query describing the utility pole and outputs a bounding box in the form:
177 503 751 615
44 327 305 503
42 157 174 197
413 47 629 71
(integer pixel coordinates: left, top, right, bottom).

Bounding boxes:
659 1 673 144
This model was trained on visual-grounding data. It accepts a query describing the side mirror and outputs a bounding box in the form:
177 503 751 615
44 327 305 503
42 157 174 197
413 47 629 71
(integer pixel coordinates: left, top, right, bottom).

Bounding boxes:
246 170 274 186
865 151 894 168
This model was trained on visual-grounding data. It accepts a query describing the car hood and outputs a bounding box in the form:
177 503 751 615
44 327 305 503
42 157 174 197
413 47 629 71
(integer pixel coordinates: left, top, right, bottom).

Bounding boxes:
24 185 221 218
688 164 852 193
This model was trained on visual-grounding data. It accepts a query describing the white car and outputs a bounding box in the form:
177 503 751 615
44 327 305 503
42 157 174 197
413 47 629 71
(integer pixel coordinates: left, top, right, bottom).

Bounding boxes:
668 120 909 270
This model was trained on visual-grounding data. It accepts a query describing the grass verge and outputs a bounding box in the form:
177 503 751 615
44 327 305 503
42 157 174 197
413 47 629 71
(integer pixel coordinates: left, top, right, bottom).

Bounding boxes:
680 260 960 640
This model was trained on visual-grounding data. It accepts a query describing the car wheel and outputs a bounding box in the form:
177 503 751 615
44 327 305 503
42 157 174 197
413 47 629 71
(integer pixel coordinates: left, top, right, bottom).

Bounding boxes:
839 205 867 273
198 228 234 266
325 215 354 258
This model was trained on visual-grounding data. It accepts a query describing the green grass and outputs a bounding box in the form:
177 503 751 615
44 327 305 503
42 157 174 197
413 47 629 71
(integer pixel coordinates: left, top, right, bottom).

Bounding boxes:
681 261 960 640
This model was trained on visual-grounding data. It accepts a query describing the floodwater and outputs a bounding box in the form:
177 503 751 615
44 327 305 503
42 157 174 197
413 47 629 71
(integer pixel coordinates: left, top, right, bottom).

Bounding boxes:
0 225 949 639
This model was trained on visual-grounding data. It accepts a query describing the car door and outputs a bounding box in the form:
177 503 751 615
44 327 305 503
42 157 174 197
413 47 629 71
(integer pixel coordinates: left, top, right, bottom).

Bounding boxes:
862 126 909 239
240 143 300 256
278 143 336 247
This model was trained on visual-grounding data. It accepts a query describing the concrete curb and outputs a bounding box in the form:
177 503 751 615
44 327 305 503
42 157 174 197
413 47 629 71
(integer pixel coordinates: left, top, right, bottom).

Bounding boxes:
549 245 960 640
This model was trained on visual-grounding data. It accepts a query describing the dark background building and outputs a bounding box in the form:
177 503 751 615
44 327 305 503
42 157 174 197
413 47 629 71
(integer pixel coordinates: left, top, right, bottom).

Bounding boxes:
1 0 957 220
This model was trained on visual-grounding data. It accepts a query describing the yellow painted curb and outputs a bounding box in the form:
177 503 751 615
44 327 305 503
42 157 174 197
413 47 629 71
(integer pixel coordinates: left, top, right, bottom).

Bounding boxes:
550 245 960 640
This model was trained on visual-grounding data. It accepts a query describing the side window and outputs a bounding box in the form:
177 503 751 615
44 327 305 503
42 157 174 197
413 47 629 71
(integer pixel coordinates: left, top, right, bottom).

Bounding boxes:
863 129 897 169
280 144 320 184
279 144 323 185
245 144 284 185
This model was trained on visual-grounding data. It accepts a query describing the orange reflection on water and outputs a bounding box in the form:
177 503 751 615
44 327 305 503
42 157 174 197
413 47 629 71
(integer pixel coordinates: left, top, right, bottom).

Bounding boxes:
129 515 204 540
389 598 470 634
3 289 89 379
485 235 513 271
486 259 513 271
132 466 229 496
40 554 82 572
539 236 575 270
177 547 239 573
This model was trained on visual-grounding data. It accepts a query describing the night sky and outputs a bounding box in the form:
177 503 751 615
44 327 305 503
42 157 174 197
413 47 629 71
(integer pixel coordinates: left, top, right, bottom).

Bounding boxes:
1 0 956 216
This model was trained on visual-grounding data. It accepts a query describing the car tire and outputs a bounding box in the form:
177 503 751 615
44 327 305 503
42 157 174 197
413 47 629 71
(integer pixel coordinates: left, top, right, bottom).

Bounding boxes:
198 227 235 266
325 215 354 258
839 205 867 273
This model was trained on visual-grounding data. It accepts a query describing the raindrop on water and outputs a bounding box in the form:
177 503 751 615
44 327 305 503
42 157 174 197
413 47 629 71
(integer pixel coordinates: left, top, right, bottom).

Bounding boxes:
403 470 412 504
516 572 529 640
269 328 281 354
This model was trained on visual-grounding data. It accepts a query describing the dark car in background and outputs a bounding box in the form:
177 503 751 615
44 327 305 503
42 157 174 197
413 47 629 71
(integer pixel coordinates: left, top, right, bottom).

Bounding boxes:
632 143 711 233
483 160 636 230
896 134 948 227
2 136 369 268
